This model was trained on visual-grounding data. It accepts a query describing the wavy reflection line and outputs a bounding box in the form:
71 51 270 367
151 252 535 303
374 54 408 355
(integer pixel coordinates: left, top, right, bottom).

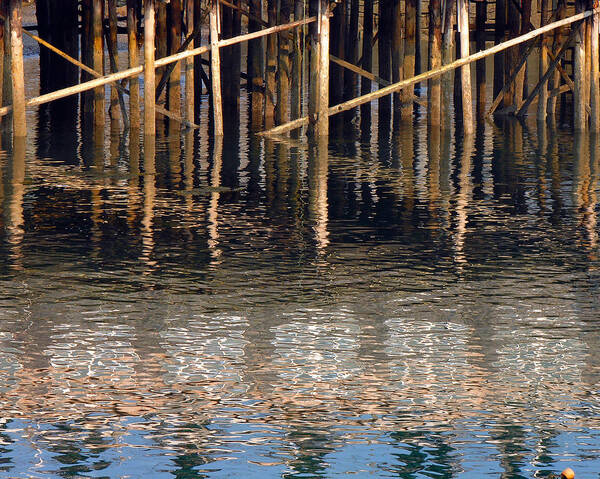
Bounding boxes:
309 136 329 252
141 135 157 272
454 135 474 268
208 136 223 262
5 137 26 271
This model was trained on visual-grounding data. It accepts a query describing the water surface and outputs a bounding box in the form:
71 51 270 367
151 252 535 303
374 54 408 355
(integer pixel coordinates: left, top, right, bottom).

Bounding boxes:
1 109 600 477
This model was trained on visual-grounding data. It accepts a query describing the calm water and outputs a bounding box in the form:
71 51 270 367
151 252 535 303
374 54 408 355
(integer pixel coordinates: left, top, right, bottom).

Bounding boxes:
1 104 600 478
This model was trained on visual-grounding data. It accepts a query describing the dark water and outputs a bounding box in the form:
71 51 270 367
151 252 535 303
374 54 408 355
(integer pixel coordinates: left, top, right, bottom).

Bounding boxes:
1 108 600 478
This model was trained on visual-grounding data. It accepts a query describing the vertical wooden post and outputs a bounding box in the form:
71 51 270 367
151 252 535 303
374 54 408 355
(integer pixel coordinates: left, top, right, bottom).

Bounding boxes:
276 0 291 124
548 0 566 119
330 0 345 106
590 4 600 131
458 0 473 134
415 0 422 84
185 0 195 124
108 0 120 122
127 0 140 130
493 0 506 100
475 0 487 119
249 0 264 126
378 0 391 115
0 0 4 113
505 0 524 107
265 0 277 128
311 0 329 136
392 0 403 120
193 0 202 120
291 0 303 121
360 0 373 124
428 0 442 126
345 0 359 102
168 0 183 116
441 0 455 126
210 0 224 136
156 1 167 80
538 0 549 123
308 0 319 134
401 0 417 119
574 0 587 130
144 0 156 136
9 0 26 137
92 0 104 129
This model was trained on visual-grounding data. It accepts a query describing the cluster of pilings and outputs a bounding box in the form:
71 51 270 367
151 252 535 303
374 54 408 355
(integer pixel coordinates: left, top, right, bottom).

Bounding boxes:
0 0 600 145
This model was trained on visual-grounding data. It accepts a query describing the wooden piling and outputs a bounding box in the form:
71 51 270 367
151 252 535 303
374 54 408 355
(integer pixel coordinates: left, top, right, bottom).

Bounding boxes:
392 0 403 120
538 0 549 122
185 0 195 124
290 0 303 121
127 0 140 130
0 0 5 114
428 0 442 126
249 0 264 126
108 0 120 122
156 1 168 82
276 0 291 124
574 0 587 130
309 0 329 136
548 0 566 119
330 0 345 106
144 0 156 136
265 0 277 127
210 0 224 136
441 0 455 126
458 0 473 134
317 0 329 135
590 3 600 131
345 0 359 103
193 0 203 120
493 0 506 100
505 0 520 107
401 0 417 119
92 0 104 129
360 0 373 125
378 0 392 116
168 0 183 116
475 0 487 119
9 0 26 137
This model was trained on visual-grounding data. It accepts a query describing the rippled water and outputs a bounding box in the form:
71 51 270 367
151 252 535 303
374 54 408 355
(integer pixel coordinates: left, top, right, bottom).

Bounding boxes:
1 104 600 477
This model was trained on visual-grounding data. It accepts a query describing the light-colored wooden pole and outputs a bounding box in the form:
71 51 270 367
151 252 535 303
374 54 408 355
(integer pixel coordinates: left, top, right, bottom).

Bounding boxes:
127 0 140 130
441 0 455 126
428 0 442 126
168 0 183 116
92 0 104 129
144 0 156 135
538 0 549 122
316 0 329 135
591 6 600 131
9 0 26 137
574 0 587 130
185 0 195 124
209 0 224 136
457 0 473 134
